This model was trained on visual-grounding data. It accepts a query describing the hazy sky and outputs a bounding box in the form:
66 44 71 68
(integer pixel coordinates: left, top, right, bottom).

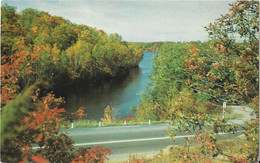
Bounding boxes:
2 0 235 42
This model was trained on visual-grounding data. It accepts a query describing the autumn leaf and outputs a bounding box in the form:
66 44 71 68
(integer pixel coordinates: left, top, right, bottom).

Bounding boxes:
31 156 48 163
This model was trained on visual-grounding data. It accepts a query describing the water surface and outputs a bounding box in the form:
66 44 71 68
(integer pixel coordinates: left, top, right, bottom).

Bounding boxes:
64 51 156 120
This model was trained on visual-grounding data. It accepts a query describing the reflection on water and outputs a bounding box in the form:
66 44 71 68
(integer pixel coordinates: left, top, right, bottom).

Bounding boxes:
64 52 156 120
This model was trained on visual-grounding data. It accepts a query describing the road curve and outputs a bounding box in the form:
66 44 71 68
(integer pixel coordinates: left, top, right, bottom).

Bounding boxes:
228 105 256 125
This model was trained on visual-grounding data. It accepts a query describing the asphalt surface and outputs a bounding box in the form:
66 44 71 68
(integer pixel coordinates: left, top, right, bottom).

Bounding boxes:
228 105 256 125
66 106 253 162
68 123 171 143
68 123 180 161
67 123 239 161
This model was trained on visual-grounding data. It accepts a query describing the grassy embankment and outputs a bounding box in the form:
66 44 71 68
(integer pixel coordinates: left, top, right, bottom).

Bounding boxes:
66 106 242 128
67 120 171 128
209 106 243 120
109 134 248 163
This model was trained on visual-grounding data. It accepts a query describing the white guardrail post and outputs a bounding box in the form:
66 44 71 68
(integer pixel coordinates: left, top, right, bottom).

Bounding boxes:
222 102 226 119
99 121 102 127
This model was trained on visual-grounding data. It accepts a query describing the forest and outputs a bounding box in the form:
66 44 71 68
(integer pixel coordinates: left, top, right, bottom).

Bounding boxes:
1 4 143 106
1 1 259 163
131 42 164 52
136 1 259 162
1 4 142 162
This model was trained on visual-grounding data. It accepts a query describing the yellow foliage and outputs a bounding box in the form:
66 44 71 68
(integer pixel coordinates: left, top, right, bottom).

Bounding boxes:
101 105 112 122
31 26 38 34
51 44 61 65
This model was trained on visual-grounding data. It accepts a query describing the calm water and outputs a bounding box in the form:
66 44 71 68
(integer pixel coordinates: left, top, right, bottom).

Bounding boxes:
64 52 156 120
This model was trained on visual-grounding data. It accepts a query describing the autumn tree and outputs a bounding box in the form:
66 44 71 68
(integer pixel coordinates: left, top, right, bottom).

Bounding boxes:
1 4 143 90
1 4 146 162
1 82 112 162
204 1 259 161
1 4 22 56
101 105 112 122
137 1 258 162
205 0 259 104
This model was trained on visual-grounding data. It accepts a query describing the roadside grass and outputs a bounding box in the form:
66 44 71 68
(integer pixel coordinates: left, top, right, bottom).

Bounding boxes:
109 134 249 163
63 106 243 128
209 106 243 120
66 119 171 128
65 106 243 128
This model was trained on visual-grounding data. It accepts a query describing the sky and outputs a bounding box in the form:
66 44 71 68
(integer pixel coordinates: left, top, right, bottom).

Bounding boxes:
2 0 235 42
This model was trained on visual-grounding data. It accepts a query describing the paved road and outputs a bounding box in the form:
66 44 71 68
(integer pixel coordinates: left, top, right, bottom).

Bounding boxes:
68 123 170 143
228 105 255 125
67 105 254 161
68 124 173 160
67 123 240 161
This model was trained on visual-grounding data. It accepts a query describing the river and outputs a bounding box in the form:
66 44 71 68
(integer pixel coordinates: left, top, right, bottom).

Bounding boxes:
64 51 156 120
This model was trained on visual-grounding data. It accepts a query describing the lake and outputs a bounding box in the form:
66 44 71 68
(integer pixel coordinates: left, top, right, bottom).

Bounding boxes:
64 51 156 120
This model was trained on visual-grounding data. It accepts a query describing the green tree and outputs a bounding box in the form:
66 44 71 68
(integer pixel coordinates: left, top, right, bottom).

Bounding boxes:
205 1 259 104
51 23 77 51
137 1 258 162
1 4 21 56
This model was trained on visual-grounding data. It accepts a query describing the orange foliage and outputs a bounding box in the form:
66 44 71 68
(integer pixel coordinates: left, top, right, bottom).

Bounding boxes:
1 37 37 106
72 146 113 163
20 156 48 163
123 116 135 121
23 91 65 131
1 51 30 105
228 156 248 163
190 46 197 52
71 106 87 119
31 156 49 163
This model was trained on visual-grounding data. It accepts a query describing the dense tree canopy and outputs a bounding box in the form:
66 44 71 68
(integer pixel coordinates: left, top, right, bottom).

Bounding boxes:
137 1 258 162
137 1 259 121
1 4 143 106
130 41 164 52
1 4 142 162
1 1 258 162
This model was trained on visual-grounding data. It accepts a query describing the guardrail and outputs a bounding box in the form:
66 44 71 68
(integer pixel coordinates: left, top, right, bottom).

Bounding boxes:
70 119 161 128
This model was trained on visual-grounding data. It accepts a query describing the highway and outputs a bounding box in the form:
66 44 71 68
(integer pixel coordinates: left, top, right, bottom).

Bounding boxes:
67 123 240 161
68 123 174 161
66 106 252 161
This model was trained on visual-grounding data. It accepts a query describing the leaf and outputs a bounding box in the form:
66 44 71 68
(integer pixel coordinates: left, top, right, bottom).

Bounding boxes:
31 156 48 163
36 134 43 142
57 108 65 113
